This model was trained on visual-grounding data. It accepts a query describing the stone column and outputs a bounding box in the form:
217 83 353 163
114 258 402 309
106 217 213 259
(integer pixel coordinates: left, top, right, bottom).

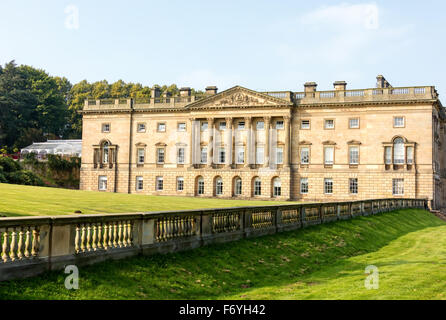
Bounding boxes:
264 116 271 167
225 117 233 168
284 116 291 167
207 118 214 167
244 117 252 168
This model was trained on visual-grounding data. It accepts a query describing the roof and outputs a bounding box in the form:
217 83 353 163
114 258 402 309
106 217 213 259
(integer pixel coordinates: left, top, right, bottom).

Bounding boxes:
21 140 82 155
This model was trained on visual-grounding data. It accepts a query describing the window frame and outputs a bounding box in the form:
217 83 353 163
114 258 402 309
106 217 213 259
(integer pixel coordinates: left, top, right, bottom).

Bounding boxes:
176 177 184 192
157 122 166 132
177 147 185 164
256 121 264 130
156 176 164 191
98 175 107 191
156 147 165 164
349 146 359 165
136 176 144 191
137 123 146 133
137 148 145 164
324 178 333 195
256 146 264 165
392 179 404 195
177 122 186 132
201 121 208 131
200 147 207 164
324 119 335 130
300 146 310 165
236 146 245 164
275 120 284 130
101 123 111 133
300 119 310 130
349 178 358 194
349 118 360 129
393 116 405 128
324 146 334 166
300 178 309 194
218 147 226 164
253 178 261 196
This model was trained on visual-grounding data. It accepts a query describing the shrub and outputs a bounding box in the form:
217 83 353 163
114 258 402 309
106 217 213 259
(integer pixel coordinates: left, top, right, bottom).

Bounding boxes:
0 171 7 183
0 156 21 172
6 170 44 186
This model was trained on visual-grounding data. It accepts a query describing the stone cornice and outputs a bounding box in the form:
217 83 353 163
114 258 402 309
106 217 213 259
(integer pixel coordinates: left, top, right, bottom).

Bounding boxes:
295 99 438 109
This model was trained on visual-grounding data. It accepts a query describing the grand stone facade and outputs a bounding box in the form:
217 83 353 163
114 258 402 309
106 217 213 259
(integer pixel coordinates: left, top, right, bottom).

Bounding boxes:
79 75 446 209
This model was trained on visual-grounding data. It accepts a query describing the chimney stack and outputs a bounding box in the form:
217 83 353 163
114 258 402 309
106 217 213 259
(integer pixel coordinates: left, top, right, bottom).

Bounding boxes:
179 87 191 97
376 75 392 88
304 82 317 94
333 81 347 91
205 86 218 95
151 87 161 98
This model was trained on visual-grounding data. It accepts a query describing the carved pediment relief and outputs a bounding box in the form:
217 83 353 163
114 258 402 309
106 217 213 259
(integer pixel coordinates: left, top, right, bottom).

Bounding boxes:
186 86 292 110
322 140 337 145
347 140 362 145
299 140 312 145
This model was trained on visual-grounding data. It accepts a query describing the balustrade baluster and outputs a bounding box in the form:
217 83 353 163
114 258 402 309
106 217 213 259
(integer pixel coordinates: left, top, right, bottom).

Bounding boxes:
97 223 103 250
80 224 86 252
118 221 123 247
92 223 97 251
86 223 91 251
108 222 113 248
32 227 39 257
24 227 31 258
113 222 118 248
75 225 80 253
2 230 9 262
122 221 128 247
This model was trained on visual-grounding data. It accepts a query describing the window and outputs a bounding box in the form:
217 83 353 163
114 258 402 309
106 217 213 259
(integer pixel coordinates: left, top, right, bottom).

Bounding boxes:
201 147 207 164
177 147 185 164
394 117 405 128
349 146 359 165
177 123 186 132
215 177 223 196
234 177 242 196
156 176 163 191
300 147 310 164
324 147 334 165
385 146 392 164
324 178 333 194
301 120 310 129
137 148 145 164
197 177 205 195
98 176 107 191
201 122 208 131
157 148 165 163
276 147 283 164
349 118 359 129
218 148 226 164
273 178 281 197
177 177 184 191
102 123 110 133
102 142 109 163
276 120 284 129
392 179 404 195
256 121 264 130
349 178 358 194
238 121 245 129
137 123 146 133
256 147 264 164
407 146 414 164
254 177 261 196
157 123 166 132
325 119 335 129
219 121 226 130
393 138 405 164
300 178 308 194
136 176 143 191
236 146 245 164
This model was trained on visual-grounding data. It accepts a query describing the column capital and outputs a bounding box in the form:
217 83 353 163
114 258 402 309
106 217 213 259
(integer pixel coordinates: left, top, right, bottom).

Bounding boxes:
244 116 252 128
283 115 291 122
264 116 271 123
207 117 214 124
226 117 233 127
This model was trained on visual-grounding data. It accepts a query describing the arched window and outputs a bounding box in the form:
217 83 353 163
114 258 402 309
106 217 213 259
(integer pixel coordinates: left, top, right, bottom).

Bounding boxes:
215 176 223 196
393 138 405 164
233 177 242 196
253 177 261 196
272 177 281 197
102 141 109 163
196 176 204 195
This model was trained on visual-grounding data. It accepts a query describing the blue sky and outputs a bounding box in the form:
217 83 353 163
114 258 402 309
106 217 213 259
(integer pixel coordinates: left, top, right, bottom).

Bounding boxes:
1 0 445 97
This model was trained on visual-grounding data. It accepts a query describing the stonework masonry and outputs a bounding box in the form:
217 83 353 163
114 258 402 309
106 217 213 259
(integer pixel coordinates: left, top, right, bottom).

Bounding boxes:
79 76 446 209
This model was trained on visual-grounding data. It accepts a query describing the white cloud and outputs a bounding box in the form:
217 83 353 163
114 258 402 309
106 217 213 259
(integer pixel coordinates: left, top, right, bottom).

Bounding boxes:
300 3 379 30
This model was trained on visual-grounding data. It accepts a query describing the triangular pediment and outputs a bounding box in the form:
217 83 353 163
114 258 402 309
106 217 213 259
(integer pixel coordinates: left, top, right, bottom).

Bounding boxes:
186 86 292 110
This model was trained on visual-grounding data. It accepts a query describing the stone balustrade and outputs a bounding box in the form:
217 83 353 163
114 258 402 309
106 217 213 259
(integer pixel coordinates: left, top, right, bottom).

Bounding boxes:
0 198 427 281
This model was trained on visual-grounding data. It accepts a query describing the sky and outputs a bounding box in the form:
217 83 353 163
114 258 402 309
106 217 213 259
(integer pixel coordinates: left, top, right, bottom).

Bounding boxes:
1 0 445 97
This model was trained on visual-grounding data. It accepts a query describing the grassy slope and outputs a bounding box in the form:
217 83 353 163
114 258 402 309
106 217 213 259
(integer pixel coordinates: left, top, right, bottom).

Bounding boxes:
0 183 293 217
0 209 444 300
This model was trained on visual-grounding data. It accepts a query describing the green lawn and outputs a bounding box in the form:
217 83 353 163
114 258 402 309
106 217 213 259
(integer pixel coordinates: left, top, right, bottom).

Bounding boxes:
0 209 444 300
0 183 294 217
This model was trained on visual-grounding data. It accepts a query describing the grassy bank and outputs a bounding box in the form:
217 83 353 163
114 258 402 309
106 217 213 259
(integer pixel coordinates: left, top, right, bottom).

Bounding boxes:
0 209 444 300
0 183 294 217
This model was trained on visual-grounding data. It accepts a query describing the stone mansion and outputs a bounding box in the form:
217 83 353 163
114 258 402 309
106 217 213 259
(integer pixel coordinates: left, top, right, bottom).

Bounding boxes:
79 75 446 209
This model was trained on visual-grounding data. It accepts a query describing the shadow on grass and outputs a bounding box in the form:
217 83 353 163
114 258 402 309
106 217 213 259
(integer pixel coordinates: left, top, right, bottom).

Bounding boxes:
0 209 444 300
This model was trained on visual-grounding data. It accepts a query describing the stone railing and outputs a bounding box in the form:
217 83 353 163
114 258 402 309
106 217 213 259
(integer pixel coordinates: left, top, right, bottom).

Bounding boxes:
0 198 427 281
293 86 436 104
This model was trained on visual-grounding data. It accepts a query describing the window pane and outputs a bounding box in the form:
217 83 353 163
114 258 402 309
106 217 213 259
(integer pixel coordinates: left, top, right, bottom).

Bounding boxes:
349 146 359 165
394 117 404 127
300 178 308 194
301 120 310 129
276 147 283 164
256 121 264 130
300 147 309 164
349 118 359 128
394 138 405 164
136 176 143 191
256 147 264 164
325 120 334 129
177 177 184 191
201 147 207 163
238 121 245 129
201 122 208 131
385 147 392 164
324 147 334 165
324 178 333 194
276 121 284 129
178 123 186 131
349 178 358 194
236 147 244 164
393 179 404 195
138 148 145 164
407 147 414 164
